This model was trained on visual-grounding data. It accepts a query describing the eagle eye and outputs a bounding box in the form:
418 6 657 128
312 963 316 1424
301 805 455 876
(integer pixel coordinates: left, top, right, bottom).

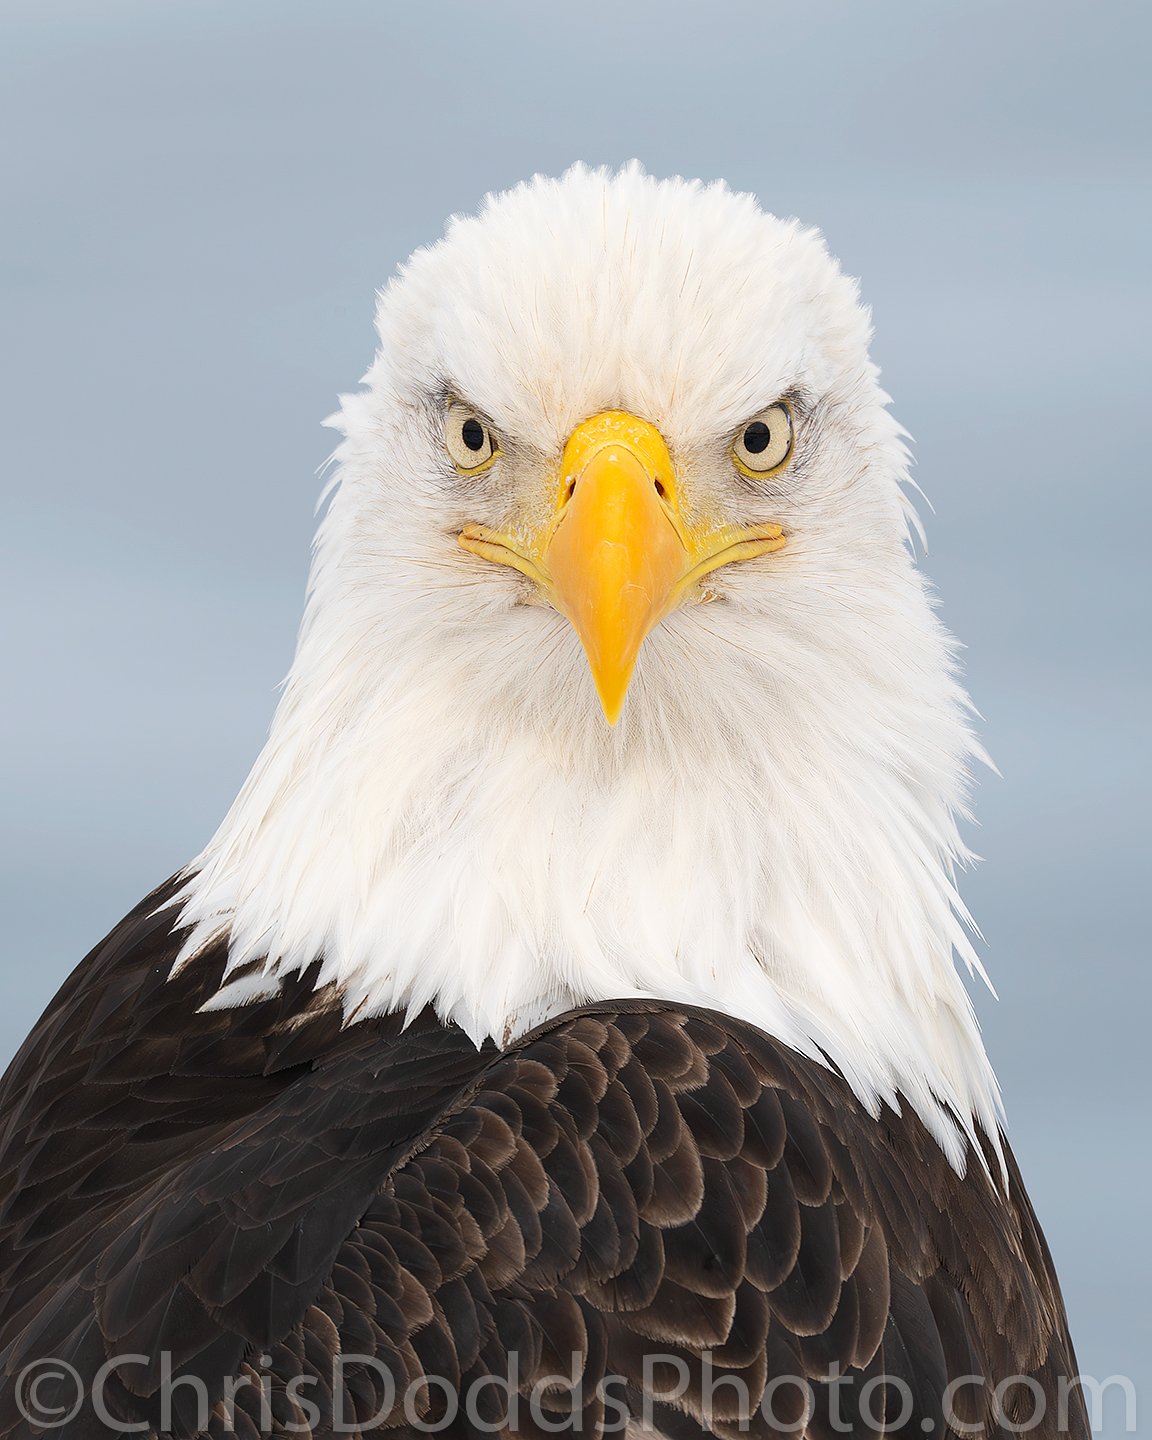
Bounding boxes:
731 402 795 478
445 403 500 473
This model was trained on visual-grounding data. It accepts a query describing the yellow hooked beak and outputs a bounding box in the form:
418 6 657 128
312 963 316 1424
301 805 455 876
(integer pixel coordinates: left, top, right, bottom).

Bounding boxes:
459 411 786 725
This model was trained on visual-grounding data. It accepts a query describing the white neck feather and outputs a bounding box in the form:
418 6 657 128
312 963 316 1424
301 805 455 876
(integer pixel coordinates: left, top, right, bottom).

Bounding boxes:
175 484 1002 1174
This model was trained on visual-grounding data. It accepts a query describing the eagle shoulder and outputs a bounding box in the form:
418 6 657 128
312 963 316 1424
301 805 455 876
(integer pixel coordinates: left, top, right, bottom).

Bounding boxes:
0 892 1085 1439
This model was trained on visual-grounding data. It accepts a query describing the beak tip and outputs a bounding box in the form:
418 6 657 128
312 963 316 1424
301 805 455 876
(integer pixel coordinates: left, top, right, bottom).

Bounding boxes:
594 676 630 727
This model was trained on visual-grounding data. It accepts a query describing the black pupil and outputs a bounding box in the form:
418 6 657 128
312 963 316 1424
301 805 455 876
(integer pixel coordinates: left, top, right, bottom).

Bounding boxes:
743 421 772 454
461 418 486 452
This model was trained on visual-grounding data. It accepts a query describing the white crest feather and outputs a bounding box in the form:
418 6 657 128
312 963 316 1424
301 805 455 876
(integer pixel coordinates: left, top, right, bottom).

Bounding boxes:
176 164 1003 1172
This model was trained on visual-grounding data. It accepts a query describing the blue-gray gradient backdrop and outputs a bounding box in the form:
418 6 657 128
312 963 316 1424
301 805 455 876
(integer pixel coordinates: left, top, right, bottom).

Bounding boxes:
3 2 1148 1426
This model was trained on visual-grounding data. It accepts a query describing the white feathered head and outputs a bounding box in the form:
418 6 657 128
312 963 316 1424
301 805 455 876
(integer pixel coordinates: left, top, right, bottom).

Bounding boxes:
180 165 1000 1166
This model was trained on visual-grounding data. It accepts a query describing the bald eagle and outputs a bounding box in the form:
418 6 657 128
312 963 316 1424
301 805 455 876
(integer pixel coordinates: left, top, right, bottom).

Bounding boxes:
0 167 1085 1440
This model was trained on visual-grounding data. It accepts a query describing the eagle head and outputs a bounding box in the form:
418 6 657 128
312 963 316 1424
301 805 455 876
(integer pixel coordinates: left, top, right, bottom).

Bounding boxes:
180 165 997 1167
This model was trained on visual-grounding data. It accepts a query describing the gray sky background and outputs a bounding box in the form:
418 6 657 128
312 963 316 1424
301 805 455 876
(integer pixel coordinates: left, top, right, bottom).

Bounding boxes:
2 1 1148 1424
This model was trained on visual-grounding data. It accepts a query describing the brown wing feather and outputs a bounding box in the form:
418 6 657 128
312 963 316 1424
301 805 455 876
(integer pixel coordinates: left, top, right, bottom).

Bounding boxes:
0 886 1086 1439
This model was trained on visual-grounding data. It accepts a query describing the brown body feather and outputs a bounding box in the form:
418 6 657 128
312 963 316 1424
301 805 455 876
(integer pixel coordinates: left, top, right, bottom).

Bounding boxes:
0 880 1085 1438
